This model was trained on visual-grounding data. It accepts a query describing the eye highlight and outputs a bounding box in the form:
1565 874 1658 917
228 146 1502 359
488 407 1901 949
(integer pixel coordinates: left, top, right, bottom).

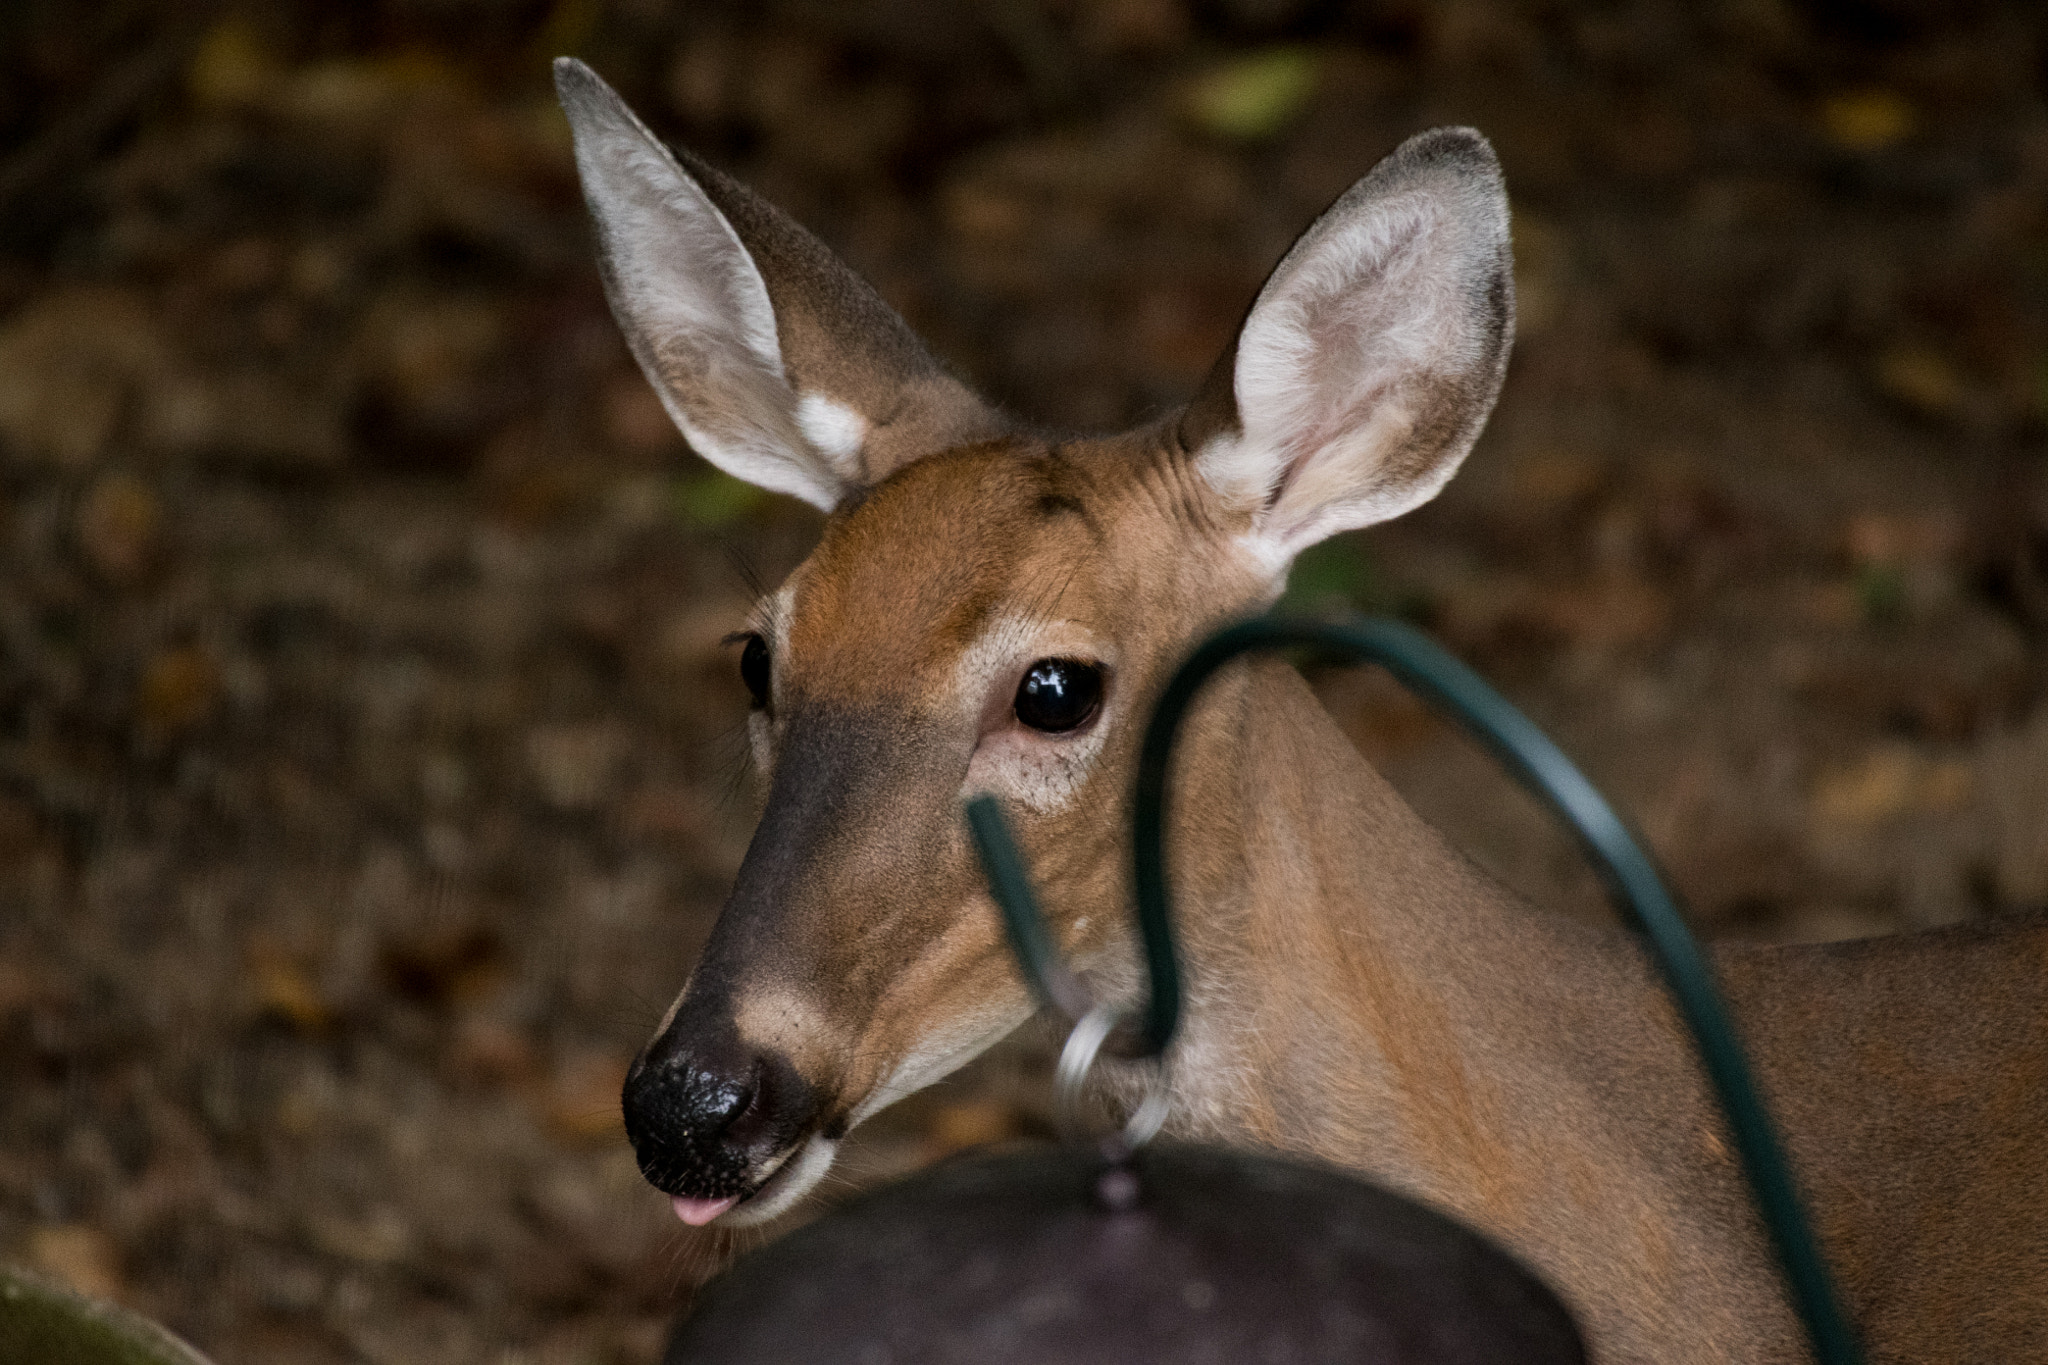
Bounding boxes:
1014 658 1103 734
737 632 772 710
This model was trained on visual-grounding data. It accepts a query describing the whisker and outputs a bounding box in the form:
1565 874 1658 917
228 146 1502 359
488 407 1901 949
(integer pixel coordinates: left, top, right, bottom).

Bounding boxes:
723 543 768 602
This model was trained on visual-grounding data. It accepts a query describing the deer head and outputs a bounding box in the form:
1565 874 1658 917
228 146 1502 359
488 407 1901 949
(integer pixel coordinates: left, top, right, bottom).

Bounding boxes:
555 58 1513 1226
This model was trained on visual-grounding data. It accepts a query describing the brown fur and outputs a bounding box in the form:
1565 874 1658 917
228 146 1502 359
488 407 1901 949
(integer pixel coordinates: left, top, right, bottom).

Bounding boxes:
554 64 2045 1360
732 431 2046 1363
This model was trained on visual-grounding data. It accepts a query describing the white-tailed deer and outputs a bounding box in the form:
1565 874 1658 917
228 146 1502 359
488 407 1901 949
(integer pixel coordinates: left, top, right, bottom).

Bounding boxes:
555 59 2048 1364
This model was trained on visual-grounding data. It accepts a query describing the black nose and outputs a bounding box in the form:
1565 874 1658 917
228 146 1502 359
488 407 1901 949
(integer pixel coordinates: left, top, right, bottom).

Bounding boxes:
622 1022 818 1200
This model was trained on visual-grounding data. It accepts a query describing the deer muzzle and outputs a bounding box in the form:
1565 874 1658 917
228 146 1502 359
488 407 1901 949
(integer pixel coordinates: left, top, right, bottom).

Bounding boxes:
620 703 962 1221
621 998 823 1216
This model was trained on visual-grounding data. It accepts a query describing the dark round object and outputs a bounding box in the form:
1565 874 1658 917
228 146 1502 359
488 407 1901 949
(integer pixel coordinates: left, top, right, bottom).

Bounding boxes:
666 1143 1585 1365
1014 659 1102 732
0 1264 216 1365
738 633 771 709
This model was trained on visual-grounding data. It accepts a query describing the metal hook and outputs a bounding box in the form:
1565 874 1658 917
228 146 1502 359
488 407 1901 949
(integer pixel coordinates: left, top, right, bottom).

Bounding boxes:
1054 1003 1172 1158
965 797 1175 1156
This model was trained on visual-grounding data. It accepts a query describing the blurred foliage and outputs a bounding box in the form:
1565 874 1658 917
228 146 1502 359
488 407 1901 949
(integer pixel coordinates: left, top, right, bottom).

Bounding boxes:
674 470 770 531
1182 47 1320 141
1280 535 1385 616
3 3 2048 1364
1856 562 1908 626
1819 89 1917 153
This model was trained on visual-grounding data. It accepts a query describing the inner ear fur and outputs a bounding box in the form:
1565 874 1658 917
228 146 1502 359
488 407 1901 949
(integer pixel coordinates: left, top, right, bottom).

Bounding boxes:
555 59 1004 510
1181 127 1515 567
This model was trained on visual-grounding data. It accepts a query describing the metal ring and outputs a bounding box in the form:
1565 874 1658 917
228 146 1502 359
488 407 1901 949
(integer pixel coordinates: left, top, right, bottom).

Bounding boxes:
1054 1003 1171 1156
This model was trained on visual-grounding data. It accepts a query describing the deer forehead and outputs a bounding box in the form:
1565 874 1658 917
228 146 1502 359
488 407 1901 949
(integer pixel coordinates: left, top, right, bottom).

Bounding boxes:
777 447 1131 692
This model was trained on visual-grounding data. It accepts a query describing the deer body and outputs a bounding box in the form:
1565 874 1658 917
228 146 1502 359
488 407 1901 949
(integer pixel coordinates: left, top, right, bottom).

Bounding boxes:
1143 655 2048 1362
553 59 2048 1363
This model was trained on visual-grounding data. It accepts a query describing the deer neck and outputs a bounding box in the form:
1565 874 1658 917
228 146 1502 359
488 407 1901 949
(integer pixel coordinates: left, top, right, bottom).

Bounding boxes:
1138 654 1637 1208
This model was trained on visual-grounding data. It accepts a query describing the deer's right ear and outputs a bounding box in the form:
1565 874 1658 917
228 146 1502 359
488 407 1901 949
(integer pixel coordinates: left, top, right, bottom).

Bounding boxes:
554 59 1004 511
1180 128 1514 579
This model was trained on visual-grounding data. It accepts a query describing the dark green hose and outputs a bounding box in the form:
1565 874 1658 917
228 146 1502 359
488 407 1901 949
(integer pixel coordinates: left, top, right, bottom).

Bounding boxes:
970 613 1862 1365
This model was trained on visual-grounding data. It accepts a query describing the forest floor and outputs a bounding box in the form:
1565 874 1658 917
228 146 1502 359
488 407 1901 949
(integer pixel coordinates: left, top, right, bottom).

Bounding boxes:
3 3 2047 1362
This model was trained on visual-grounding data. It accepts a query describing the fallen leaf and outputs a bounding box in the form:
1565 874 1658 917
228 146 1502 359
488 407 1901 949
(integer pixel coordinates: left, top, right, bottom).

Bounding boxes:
1841 509 1960 567
1522 575 1672 648
187 18 284 111
138 646 222 736
249 940 331 1032
1510 450 1607 512
1922 759 1972 810
1797 580 1861 628
0 288 162 468
0 956 47 1015
28 1225 124 1301
1874 342 1963 419
1812 746 1972 826
306 1208 413 1264
620 785 713 844
1820 90 1915 152
356 292 507 421
1078 0 1189 55
0 287 339 470
1813 748 1916 824
379 924 503 1007
941 182 1029 243
75 473 162 585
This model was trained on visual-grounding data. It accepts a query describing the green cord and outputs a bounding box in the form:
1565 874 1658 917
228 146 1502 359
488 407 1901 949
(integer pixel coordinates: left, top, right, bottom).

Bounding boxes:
966 796 1099 1028
1128 615 1862 1365
969 614 1863 1363
969 615 1860 1363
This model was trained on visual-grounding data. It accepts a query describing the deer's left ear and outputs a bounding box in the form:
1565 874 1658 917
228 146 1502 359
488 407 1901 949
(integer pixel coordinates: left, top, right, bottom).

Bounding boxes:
555 59 1005 511
1181 128 1513 576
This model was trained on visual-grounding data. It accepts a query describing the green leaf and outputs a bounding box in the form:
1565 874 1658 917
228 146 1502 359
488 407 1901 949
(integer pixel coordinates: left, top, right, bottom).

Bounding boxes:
1855 563 1905 627
674 471 768 529
1280 536 1381 616
1185 48 1321 142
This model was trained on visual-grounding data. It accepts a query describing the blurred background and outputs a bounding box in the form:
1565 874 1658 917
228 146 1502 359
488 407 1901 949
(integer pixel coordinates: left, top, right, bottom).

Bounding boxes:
3 1 2047 1361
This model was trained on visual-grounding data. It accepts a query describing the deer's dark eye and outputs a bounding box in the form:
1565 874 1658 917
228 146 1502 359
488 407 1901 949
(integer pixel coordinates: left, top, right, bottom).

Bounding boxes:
1014 659 1103 733
739 633 772 709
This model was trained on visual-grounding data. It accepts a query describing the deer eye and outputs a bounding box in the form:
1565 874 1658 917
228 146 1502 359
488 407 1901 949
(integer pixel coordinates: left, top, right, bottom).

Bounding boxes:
1014 659 1103 733
738 633 772 709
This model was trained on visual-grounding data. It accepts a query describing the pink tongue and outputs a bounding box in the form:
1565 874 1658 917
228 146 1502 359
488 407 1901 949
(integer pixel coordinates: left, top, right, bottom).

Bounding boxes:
671 1195 739 1227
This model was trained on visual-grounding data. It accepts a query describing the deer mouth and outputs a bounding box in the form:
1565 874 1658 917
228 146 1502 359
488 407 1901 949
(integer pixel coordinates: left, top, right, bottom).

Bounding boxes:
620 1029 834 1226
670 1133 840 1228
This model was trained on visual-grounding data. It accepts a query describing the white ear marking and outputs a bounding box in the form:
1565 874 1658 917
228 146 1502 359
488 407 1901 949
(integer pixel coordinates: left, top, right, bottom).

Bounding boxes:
557 60 1008 506
796 392 871 478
